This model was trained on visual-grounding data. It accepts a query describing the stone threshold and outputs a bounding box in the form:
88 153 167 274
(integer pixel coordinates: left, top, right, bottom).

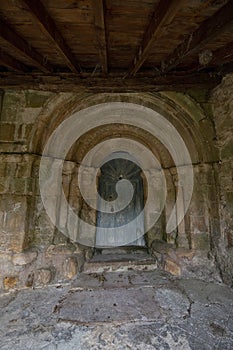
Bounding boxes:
83 246 157 273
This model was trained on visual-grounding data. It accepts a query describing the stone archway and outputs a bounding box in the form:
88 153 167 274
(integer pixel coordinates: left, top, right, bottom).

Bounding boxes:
19 91 222 280
2 87 233 289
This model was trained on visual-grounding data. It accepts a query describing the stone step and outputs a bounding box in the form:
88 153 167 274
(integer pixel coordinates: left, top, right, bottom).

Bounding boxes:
72 269 171 290
83 251 157 274
99 246 148 255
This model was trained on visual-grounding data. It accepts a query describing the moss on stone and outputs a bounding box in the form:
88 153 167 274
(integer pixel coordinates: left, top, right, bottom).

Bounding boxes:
186 88 210 103
161 91 205 123
221 140 233 159
25 91 52 108
1 91 24 122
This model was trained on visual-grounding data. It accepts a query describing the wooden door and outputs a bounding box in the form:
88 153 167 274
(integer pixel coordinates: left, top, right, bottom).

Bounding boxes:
95 157 145 247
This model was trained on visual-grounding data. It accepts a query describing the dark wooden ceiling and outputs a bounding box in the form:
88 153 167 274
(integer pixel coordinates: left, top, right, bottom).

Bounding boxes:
0 0 233 92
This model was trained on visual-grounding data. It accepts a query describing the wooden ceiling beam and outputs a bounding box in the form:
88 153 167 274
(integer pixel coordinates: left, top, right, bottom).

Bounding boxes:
190 41 233 72
0 72 222 93
161 0 233 72
0 50 28 72
0 18 53 72
92 0 108 74
21 0 80 74
210 41 233 66
128 0 185 76
216 61 233 75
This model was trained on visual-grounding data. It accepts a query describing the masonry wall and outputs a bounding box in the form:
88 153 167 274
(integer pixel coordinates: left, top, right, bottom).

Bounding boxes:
212 75 233 285
0 85 232 290
0 91 93 290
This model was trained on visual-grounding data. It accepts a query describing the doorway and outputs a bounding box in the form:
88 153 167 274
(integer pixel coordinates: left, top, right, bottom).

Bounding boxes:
95 153 145 248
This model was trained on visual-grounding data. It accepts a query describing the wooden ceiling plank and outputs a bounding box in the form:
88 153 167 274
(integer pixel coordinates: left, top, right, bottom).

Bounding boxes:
161 0 233 72
92 0 108 74
21 0 80 73
129 0 185 76
0 18 53 72
0 50 28 72
0 72 222 92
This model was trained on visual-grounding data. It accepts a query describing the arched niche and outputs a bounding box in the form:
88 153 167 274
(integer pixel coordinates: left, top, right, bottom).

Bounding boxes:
26 92 220 255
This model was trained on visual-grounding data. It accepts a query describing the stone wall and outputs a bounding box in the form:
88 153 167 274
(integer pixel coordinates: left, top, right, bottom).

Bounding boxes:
0 87 230 289
0 91 92 290
212 75 233 285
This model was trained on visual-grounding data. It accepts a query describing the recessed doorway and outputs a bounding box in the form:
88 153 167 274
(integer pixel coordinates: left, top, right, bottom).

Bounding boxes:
95 152 145 248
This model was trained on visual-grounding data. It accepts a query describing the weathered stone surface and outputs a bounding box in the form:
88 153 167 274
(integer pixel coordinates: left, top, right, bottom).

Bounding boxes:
150 240 199 276
25 91 52 108
192 232 210 250
151 239 174 254
3 276 18 290
25 273 34 287
0 91 24 122
63 257 77 279
0 87 232 287
175 248 195 260
83 250 157 274
164 258 181 276
0 177 7 193
212 74 233 285
12 251 37 266
0 270 233 349
35 268 53 286
0 195 28 252
77 254 86 272
0 123 15 141
46 244 76 257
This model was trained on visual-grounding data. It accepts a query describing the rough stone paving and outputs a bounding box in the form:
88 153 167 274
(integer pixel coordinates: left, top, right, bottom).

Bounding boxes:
0 269 233 350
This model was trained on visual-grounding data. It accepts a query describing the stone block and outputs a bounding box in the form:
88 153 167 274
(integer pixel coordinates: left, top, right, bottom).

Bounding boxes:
225 192 233 206
32 201 55 246
175 248 195 260
35 268 53 286
190 216 208 234
0 163 7 177
3 276 18 290
0 123 15 142
0 177 8 193
85 248 94 261
1 91 24 122
25 91 52 108
0 195 27 252
187 88 210 103
10 178 27 194
46 244 75 257
151 240 174 254
221 140 233 159
52 230 69 245
165 258 181 276
25 273 34 287
15 162 32 178
192 232 210 250
31 160 40 178
12 251 37 266
63 257 77 279
77 254 86 272
176 235 190 249
24 124 34 141
20 108 42 123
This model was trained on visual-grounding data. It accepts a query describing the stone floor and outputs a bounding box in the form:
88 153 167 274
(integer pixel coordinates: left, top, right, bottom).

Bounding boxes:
0 254 233 349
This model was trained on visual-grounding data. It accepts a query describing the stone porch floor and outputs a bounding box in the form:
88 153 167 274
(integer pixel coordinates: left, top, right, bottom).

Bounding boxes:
0 258 233 349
